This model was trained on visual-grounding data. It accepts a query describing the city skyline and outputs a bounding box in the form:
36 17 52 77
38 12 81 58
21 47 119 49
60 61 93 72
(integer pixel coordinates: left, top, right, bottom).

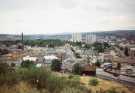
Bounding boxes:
0 0 135 34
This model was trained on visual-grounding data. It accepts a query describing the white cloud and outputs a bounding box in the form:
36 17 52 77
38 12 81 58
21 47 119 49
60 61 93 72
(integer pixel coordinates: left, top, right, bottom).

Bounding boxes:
0 0 135 34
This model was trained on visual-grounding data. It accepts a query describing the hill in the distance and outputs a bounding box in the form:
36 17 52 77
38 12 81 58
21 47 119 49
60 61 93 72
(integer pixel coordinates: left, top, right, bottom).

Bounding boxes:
0 30 135 41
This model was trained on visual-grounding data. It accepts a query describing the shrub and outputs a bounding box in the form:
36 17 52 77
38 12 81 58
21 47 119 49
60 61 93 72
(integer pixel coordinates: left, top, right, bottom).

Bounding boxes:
0 63 9 75
0 63 18 86
75 53 81 58
51 59 62 72
46 75 67 93
21 60 35 68
72 63 82 75
89 78 99 86
68 75 74 79
11 63 16 67
16 68 50 88
0 72 19 86
0 67 89 93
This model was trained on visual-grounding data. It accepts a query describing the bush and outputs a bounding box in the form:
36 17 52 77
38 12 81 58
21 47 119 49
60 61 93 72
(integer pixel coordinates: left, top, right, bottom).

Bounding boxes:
75 53 81 58
72 63 82 75
21 60 35 68
0 67 89 93
51 59 62 72
68 75 74 79
0 62 18 85
0 72 19 86
0 63 9 75
16 68 51 88
89 78 99 86
45 74 82 93
46 75 64 93
11 63 16 67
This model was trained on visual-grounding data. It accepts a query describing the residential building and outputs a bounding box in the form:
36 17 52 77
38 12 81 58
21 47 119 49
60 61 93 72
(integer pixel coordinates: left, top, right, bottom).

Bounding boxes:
129 48 135 58
43 55 58 64
71 33 82 42
85 33 96 44
81 63 96 76
23 55 38 62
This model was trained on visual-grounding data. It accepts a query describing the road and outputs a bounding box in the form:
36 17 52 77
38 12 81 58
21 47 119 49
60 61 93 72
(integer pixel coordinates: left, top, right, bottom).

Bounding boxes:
96 68 135 88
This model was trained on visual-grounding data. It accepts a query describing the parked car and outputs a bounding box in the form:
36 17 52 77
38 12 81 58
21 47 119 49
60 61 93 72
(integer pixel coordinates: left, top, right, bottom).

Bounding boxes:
101 63 112 70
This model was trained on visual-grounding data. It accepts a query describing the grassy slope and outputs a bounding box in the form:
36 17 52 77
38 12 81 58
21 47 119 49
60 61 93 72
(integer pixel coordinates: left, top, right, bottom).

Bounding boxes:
80 76 133 93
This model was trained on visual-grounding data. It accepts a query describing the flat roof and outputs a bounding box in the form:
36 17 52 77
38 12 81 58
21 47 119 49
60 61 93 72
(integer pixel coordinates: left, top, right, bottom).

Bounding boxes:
44 55 58 60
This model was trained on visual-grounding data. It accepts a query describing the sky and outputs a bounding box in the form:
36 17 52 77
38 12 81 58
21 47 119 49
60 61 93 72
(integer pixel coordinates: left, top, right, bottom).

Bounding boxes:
0 0 135 34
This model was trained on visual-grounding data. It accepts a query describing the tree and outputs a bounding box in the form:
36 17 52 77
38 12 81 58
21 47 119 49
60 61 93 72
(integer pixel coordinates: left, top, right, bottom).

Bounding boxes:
124 47 129 56
24 39 65 47
48 43 54 48
72 63 82 75
93 42 104 53
83 44 91 49
117 63 121 70
0 48 9 55
103 42 110 48
51 59 62 71
11 63 16 67
21 60 34 68
95 60 101 67
75 53 81 58
92 42 110 53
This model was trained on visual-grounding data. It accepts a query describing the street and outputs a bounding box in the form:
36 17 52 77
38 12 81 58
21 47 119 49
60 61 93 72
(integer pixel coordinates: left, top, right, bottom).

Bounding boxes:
96 68 135 87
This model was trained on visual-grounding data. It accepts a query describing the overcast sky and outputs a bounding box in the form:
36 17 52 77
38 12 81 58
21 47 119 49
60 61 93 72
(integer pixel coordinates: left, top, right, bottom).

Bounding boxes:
0 0 135 34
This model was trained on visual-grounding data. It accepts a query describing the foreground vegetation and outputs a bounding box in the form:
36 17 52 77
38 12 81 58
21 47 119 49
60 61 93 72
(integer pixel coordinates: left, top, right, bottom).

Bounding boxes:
0 66 89 93
0 62 133 93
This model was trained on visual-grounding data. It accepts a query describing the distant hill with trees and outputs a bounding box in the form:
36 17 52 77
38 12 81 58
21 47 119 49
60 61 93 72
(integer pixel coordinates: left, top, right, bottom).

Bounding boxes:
0 30 135 41
95 30 135 40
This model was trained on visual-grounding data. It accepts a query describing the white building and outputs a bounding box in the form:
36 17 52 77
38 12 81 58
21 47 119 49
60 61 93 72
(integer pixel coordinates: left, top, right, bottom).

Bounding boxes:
71 33 82 42
44 55 58 64
23 55 37 62
85 33 96 44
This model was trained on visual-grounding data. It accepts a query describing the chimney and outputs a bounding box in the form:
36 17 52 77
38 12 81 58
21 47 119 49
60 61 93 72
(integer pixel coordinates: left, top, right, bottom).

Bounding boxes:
21 32 24 50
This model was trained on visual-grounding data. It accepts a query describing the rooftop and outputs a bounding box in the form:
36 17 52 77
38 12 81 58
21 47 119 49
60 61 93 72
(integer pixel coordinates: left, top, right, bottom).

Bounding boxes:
44 55 58 60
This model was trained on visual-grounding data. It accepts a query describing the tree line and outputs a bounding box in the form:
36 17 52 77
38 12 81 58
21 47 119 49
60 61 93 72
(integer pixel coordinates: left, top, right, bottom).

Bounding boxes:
24 39 65 47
